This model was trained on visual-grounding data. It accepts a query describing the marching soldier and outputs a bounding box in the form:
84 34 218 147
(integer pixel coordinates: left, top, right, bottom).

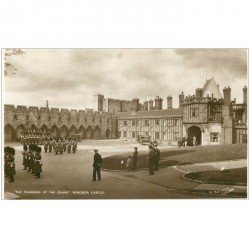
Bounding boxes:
44 139 49 153
4 147 10 178
72 139 77 153
63 139 67 152
49 139 53 153
67 139 72 154
5 147 16 182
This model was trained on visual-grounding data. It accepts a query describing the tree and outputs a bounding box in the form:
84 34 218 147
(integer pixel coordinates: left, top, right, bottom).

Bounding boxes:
4 49 25 76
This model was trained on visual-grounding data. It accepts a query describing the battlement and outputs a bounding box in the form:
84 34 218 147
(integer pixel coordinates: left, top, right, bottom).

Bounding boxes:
183 96 223 105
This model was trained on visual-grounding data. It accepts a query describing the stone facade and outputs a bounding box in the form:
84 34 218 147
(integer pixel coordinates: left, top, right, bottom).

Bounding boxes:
4 105 117 142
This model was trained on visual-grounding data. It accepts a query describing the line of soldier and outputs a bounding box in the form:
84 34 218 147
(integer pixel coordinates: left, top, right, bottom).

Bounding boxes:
4 147 16 182
22 144 43 178
43 138 78 154
147 142 161 176
21 130 50 145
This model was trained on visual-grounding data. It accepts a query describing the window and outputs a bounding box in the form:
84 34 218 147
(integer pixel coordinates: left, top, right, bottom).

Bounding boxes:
155 119 159 125
155 132 160 139
123 131 127 137
132 131 136 138
173 132 180 140
118 131 121 138
13 114 18 120
210 132 219 142
132 119 136 126
124 120 127 126
145 120 149 126
190 108 198 117
173 119 178 126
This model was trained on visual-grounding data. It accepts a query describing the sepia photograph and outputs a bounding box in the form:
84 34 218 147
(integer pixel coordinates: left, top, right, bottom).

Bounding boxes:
2 48 248 199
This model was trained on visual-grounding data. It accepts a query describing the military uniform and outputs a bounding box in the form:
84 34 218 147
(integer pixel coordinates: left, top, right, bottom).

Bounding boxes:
72 140 77 153
67 141 71 153
34 146 42 178
92 151 102 181
4 147 16 182
22 145 28 170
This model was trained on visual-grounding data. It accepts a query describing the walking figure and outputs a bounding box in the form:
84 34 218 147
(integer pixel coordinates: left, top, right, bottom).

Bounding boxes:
92 149 102 181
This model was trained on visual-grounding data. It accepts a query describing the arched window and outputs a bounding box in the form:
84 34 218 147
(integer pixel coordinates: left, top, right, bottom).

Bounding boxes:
37 115 41 121
13 114 18 120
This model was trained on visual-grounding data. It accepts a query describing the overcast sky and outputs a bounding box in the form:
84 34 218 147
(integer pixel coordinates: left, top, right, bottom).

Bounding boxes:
4 49 248 110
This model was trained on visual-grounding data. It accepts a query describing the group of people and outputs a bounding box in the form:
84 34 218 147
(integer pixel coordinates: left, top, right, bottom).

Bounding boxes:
4 147 16 182
147 143 161 175
21 130 49 145
43 138 78 154
22 144 43 179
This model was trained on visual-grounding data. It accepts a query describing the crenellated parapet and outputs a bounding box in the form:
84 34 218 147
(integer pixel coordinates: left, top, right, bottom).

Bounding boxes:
4 104 116 141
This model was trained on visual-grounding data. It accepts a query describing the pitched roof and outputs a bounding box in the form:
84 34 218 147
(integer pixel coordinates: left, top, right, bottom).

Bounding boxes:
202 77 223 99
117 108 183 119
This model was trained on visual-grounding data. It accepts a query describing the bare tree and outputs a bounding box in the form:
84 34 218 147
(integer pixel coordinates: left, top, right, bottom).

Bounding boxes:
4 49 25 76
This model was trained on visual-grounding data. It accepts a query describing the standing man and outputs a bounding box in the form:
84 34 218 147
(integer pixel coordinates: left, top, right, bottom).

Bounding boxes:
154 144 160 171
22 144 28 170
92 149 102 181
193 136 196 146
147 145 155 175
132 147 138 171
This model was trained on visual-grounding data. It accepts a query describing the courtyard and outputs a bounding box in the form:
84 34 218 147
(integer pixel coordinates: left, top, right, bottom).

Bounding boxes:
3 139 247 199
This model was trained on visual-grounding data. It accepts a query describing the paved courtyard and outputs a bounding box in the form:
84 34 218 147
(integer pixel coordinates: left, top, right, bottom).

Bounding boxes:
3 139 246 199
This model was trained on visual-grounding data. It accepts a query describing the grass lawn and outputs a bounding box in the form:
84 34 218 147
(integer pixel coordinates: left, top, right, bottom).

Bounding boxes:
103 144 247 170
184 167 247 186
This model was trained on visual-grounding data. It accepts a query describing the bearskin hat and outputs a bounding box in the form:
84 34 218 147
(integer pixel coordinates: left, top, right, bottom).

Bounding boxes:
9 147 15 155
23 144 28 151
36 146 42 154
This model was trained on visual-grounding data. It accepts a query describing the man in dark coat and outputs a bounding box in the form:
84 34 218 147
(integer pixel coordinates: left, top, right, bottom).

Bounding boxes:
154 144 160 171
147 145 155 175
131 147 138 171
22 144 28 170
92 149 102 181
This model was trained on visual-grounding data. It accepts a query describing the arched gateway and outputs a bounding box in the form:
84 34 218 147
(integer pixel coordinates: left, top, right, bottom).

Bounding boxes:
187 126 202 145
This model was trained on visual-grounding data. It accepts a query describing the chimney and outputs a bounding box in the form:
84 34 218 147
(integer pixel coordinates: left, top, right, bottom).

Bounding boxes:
154 96 163 110
167 95 173 109
132 98 139 112
148 99 154 110
98 94 104 111
223 86 231 105
46 100 49 108
143 100 148 111
179 92 184 107
243 86 247 104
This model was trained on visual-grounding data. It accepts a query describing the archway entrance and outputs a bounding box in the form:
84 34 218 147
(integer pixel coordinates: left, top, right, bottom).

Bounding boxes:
106 129 111 139
79 126 86 139
41 125 49 135
50 125 59 138
93 126 101 139
86 126 93 139
187 126 202 146
16 124 25 141
60 126 68 138
4 124 14 142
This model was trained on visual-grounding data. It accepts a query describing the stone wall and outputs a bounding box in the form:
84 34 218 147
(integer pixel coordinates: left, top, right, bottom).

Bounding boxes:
4 105 117 142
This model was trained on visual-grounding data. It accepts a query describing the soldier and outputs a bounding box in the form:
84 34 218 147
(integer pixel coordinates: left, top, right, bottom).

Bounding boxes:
72 139 77 153
58 140 63 154
34 146 43 178
92 149 102 181
8 147 16 182
147 145 155 175
63 138 67 152
67 139 72 154
131 147 138 171
4 147 10 178
49 139 53 153
154 143 160 171
22 144 28 170
44 139 49 153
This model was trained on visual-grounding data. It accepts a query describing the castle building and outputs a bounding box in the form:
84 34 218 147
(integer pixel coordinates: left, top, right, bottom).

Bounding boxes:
116 78 248 145
4 77 247 145
4 106 116 142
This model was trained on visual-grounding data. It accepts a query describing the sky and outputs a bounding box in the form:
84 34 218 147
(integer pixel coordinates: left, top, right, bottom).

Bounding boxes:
4 49 248 110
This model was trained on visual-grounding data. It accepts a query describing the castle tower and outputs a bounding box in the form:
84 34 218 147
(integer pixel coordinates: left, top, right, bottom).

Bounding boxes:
98 94 104 111
132 98 139 112
179 92 184 107
243 86 247 104
148 99 154 110
167 95 173 109
223 86 231 105
143 100 148 111
196 88 203 98
154 96 163 110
